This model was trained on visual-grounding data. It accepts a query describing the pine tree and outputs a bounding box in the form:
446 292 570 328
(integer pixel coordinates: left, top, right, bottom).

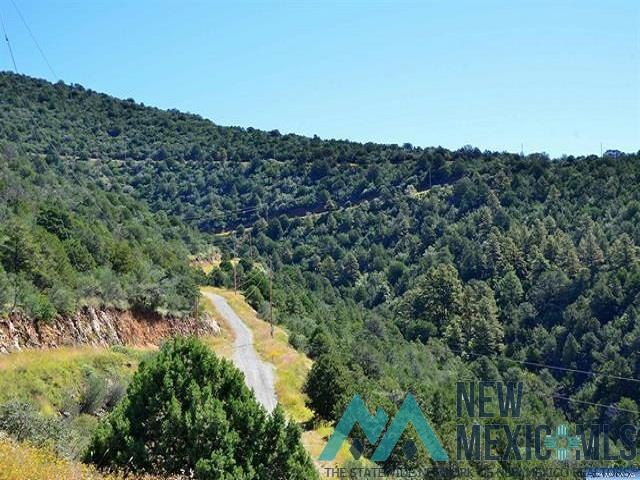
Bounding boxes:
446 282 504 356
303 352 350 421
85 337 317 479
484 228 505 277
420 264 463 329
610 233 639 270
340 253 360 286
496 270 524 307
561 333 580 368
578 230 604 273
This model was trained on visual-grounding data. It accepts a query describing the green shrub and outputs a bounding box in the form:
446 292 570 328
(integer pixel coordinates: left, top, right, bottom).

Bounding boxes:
49 286 76 316
102 379 127 412
288 333 307 352
0 401 62 445
303 352 351 422
207 267 229 287
77 367 107 415
0 400 99 460
0 267 9 311
24 291 56 323
85 337 317 479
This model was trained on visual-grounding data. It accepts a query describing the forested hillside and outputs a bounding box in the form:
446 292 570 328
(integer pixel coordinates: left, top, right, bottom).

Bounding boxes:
0 74 203 320
2 72 640 474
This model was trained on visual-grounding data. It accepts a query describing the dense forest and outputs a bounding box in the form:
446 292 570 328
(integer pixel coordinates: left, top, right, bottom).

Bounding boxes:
1 72 639 475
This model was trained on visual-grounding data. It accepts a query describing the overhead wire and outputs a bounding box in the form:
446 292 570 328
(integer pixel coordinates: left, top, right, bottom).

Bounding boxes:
449 348 640 385
440 368 640 417
5 6 628 414
2 3 122 237
444 350 640 416
0 5 17 72
183 205 261 222
541 391 640 415
9 0 57 79
237 268 267 290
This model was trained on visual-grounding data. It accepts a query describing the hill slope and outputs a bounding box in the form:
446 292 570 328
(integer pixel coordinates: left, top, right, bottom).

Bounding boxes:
1 72 640 473
0 76 205 320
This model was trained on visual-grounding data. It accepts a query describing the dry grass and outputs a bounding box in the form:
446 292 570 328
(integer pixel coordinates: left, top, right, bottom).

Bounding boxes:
202 287 312 422
189 247 221 274
0 347 187 479
193 257 254 275
0 289 352 477
0 436 170 479
200 262 216 275
199 295 235 359
0 436 123 480
200 287 352 469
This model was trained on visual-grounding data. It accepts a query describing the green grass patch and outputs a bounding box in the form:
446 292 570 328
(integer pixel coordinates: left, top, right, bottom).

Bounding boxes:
0 346 146 415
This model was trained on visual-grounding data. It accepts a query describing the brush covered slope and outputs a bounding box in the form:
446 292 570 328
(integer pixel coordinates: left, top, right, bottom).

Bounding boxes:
1 72 640 474
0 83 204 321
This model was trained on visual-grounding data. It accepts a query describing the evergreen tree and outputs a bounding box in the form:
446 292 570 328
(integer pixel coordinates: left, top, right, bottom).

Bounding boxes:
303 352 351 421
446 282 504 356
400 263 463 340
86 337 317 479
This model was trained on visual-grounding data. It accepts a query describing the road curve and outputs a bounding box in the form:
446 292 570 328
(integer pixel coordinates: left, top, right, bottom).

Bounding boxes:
203 292 277 412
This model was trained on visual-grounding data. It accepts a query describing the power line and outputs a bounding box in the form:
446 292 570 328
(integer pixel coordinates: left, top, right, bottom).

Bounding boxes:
29 118 125 237
446 373 640 417
2 10 125 243
9 0 57 79
232 234 237 295
0 8 104 234
238 265 265 286
0 7 17 73
246 229 254 261
449 348 640 385
542 391 640 416
242 283 264 304
237 268 266 290
208 283 638 417
229 340 640 416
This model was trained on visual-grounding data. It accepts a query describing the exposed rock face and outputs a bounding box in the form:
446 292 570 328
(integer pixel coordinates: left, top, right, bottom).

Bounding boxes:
0 307 221 354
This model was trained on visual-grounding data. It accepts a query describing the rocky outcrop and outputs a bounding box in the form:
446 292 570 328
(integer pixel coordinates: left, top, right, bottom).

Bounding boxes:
0 307 221 354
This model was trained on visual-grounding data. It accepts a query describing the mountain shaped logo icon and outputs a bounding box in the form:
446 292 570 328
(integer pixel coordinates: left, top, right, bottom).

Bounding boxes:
319 393 449 462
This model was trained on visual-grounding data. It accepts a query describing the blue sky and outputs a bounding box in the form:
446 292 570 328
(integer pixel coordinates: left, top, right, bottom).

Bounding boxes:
1 0 638 157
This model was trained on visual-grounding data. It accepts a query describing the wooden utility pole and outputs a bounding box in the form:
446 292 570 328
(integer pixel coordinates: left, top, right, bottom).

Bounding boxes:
269 258 274 337
233 234 237 295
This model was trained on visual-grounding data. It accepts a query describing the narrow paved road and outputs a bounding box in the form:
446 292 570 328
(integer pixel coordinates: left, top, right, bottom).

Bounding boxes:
203 292 277 412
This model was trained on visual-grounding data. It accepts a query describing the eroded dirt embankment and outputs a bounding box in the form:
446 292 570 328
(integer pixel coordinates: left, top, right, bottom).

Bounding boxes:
0 307 220 354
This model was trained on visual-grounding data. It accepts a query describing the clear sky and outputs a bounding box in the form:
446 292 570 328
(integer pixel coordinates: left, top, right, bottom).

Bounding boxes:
1 0 638 157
